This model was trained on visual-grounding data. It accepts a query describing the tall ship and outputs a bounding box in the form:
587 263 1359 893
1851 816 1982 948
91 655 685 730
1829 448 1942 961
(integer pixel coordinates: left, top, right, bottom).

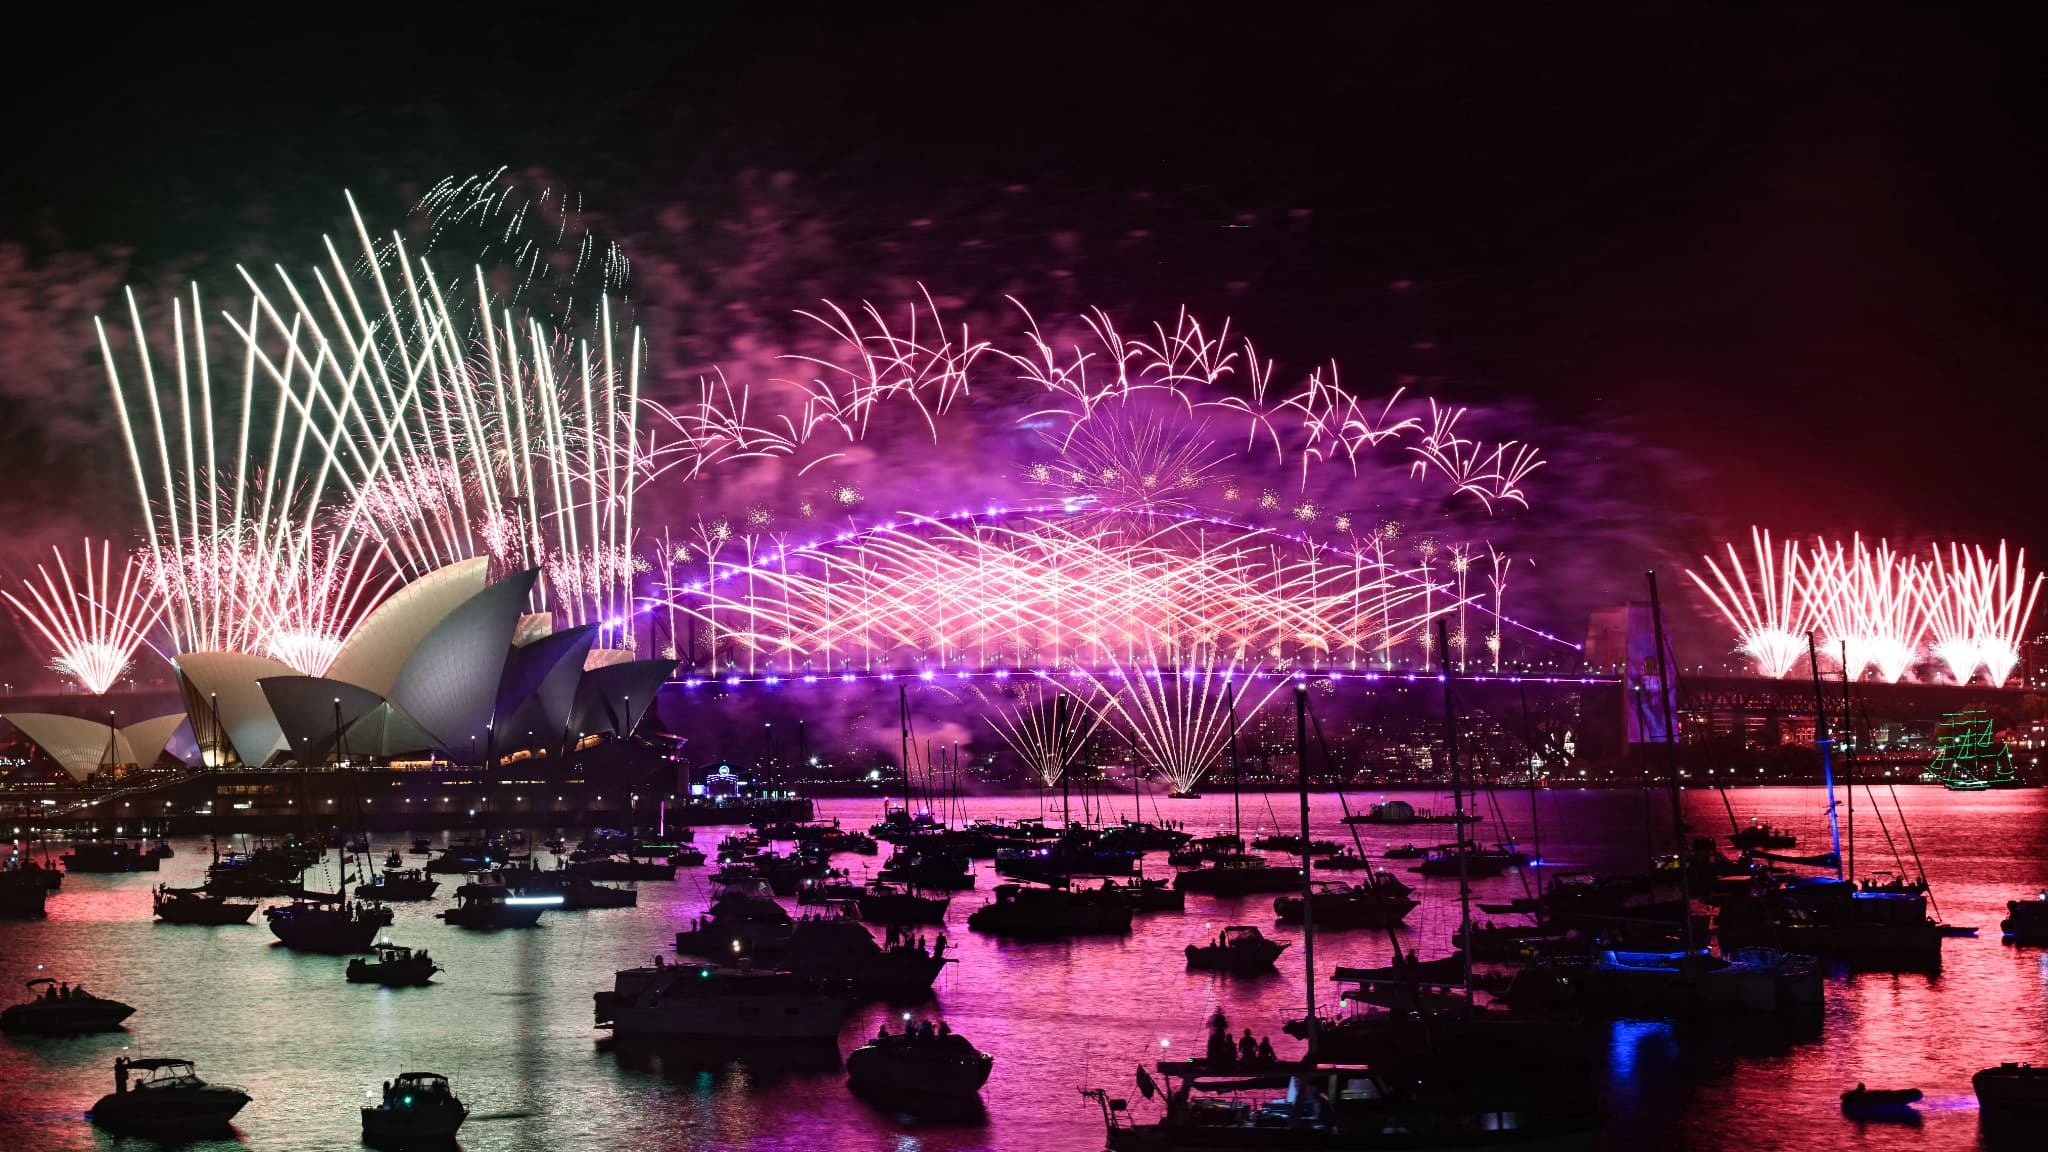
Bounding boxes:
1921 711 2020 790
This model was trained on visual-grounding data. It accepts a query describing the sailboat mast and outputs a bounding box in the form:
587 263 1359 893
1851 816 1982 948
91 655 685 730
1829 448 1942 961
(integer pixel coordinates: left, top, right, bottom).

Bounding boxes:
1841 640 1854 884
1226 681 1242 844
897 684 910 818
1058 694 1072 832
1438 618 1473 1003
1806 632 1844 880
1294 682 1316 1058
1518 684 1545 902
1646 571 1696 954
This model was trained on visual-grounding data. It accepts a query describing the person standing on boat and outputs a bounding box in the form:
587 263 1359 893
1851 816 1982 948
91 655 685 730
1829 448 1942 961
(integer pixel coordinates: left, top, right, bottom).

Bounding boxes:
114 1057 128 1094
1205 1012 1235 1066
1238 1029 1258 1062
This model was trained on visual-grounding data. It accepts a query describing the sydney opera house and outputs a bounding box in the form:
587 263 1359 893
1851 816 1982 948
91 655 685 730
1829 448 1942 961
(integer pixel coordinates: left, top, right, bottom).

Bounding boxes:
5 559 675 783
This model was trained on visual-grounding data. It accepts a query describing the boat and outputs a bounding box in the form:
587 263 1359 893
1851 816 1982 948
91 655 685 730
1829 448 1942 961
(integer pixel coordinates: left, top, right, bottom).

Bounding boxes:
362 1071 468 1148
410 837 434 854
676 880 797 956
570 854 680 882
1728 823 1797 851
346 943 441 987
1569 947 1817 1014
1 979 135 1033
857 882 950 924
1311 849 1373 871
879 847 976 890
0 868 48 916
1174 853 1304 895
1185 926 1288 973
355 868 440 902
1098 875 1185 912
424 837 513 874
965 882 1132 937
1341 799 1477 825
203 849 307 897
594 961 849 1041
1925 710 2022 790
846 1024 993 1097
1975 1062 2048 1110
781 916 954 998
439 882 555 928
1380 843 1425 860
267 896 393 953
1274 874 1418 929
148 839 175 859
796 876 865 905
2002 892 2048 943
1716 876 1944 964
491 862 637 909
1415 842 1519 878
1088 1059 1603 1150
1250 834 1341 856
90 1057 249 1138
62 840 161 873
153 885 258 925
1840 1084 1922 1113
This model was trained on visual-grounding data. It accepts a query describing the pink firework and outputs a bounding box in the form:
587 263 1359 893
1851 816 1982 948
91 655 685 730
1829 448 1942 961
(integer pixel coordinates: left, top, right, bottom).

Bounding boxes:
1964 542 2043 687
1686 528 1817 678
2 539 165 694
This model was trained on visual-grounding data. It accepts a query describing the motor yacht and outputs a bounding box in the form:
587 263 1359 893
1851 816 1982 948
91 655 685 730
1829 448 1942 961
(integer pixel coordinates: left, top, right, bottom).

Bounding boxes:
1274 875 1418 929
781 916 953 999
89 1057 248 1139
355 868 440 902
62 841 160 873
966 882 1132 937
1173 853 1303 896
1976 1062 2048 1111
857 882 950 924
2 979 135 1033
439 882 555 928
362 1071 468 1148
595 961 849 1041
347 943 442 987
1185 926 1288 973
846 1024 993 1096
676 880 796 956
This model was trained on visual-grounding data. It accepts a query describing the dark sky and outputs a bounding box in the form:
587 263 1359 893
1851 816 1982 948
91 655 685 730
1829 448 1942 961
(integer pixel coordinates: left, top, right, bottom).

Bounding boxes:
7 3 2047 595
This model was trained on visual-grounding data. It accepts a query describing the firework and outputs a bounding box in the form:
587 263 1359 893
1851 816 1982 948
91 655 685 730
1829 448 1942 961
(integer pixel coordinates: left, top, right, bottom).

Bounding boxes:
987 684 1101 787
1079 659 1292 797
2 539 165 694
1686 529 1818 678
659 513 1468 675
1691 528 2042 684
104 194 655 644
1963 542 2043 687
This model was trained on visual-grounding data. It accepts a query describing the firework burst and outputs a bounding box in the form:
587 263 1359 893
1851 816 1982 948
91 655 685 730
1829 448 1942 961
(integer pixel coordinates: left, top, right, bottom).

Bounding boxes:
2 539 165 694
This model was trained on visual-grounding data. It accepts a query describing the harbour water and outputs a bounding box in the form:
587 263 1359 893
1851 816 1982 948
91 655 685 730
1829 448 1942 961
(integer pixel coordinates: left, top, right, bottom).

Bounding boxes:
3 786 2046 1151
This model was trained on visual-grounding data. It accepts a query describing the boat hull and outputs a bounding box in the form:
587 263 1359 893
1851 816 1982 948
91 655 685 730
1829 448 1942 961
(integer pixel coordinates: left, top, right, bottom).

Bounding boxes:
604 993 847 1041
846 1043 993 1095
362 1105 467 1145
90 1089 248 1138
0 999 136 1034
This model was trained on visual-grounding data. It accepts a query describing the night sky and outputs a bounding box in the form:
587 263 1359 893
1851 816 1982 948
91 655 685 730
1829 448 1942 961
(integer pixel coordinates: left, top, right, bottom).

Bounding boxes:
5 4 2046 654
